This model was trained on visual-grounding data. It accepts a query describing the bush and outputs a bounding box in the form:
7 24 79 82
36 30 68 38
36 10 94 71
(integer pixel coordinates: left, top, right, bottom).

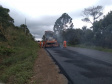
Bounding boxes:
0 46 15 56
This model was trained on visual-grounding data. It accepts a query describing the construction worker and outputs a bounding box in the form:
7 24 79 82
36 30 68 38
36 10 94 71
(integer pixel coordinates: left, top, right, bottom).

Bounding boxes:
41 41 43 48
39 41 42 48
43 41 45 48
63 40 67 48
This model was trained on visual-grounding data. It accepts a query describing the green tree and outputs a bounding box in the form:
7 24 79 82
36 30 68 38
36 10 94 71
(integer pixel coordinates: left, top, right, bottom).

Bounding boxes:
82 6 103 27
0 6 14 27
20 24 30 35
92 11 112 48
0 5 14 41
62 29 83 45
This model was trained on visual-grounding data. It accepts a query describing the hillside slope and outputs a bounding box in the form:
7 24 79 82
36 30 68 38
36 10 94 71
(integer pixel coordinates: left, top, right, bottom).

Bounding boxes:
0 5 39 84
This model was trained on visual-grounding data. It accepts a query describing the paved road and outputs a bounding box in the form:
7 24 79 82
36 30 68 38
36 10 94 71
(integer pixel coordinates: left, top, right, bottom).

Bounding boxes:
46 47 112 84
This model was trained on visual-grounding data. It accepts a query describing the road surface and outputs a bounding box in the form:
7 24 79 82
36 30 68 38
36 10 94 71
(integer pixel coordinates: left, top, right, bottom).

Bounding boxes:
46 47 112 84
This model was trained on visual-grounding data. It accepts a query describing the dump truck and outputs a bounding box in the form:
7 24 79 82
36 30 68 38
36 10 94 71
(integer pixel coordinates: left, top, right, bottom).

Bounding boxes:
43 31 59 48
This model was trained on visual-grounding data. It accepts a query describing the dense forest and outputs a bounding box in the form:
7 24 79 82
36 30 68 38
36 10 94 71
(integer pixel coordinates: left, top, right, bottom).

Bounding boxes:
62 7 112 49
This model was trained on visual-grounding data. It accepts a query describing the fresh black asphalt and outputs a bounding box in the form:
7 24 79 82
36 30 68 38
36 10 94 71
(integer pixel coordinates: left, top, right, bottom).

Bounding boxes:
46 47 112 84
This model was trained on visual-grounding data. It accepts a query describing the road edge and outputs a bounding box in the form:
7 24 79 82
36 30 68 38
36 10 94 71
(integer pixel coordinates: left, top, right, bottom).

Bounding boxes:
45 48 73 84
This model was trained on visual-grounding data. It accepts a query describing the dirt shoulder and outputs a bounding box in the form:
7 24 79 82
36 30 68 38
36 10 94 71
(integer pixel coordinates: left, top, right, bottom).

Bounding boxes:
29 48 68 84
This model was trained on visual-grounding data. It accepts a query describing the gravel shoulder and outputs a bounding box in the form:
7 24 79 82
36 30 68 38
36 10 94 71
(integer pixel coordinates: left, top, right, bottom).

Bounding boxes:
29 48 68 84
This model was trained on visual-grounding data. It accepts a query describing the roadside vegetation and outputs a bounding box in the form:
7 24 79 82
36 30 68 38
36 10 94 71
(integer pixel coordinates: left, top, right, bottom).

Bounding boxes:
61 6 112 50
49 6 112 51
0 5 39 84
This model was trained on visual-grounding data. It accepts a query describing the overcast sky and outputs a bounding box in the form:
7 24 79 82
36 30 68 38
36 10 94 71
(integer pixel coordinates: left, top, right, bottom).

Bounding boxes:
0 0 112 40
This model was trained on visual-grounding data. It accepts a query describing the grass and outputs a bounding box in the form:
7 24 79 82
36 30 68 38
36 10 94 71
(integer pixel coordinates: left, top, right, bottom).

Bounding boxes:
0 26 39 84
69 44 112 53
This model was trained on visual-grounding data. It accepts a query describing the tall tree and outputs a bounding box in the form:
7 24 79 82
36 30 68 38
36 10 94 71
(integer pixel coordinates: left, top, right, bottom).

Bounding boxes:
20 24 30 34
53 13 74 43
53 13 74 34
0 5 14 41
0 5 14 27
82 6 103 26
